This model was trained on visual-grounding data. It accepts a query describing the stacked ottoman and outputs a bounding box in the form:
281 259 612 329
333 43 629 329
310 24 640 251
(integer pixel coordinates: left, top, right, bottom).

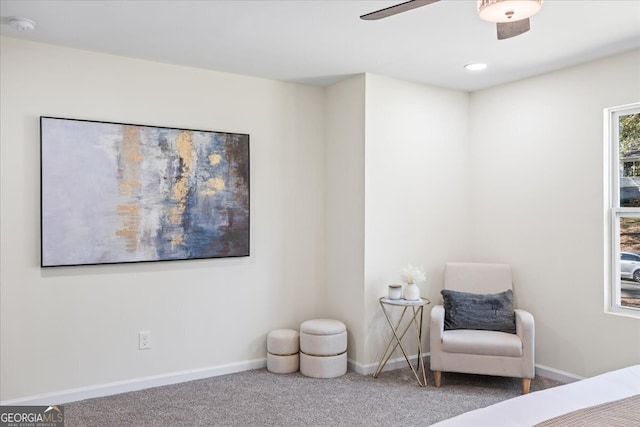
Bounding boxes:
267 329 300 374
299 319 347 378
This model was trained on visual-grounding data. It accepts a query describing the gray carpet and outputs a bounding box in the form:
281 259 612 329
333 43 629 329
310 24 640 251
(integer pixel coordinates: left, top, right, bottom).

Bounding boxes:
64 364 563 426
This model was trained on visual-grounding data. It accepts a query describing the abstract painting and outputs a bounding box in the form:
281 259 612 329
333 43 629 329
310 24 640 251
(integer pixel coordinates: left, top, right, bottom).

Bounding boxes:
40 117 249 267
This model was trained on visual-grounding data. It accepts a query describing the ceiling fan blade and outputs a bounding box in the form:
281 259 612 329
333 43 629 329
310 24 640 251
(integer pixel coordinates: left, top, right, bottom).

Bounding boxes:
360 0 440 21
496 18 531 40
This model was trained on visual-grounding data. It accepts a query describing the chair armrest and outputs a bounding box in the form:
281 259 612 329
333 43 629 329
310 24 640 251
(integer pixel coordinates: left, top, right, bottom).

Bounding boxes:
514 309 534 343
430 304 445 342
429 305 446 371
514 308 535 378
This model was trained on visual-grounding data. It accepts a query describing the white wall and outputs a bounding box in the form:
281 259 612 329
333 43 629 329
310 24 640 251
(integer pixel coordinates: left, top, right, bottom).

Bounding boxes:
324 74 470 370
324 75 366 363
0 37 326 401
2 35 639 401
363 74 471 366
470 49 640 377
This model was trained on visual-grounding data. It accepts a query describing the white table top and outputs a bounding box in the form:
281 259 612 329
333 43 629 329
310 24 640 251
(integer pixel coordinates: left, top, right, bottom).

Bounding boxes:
380 297 430 306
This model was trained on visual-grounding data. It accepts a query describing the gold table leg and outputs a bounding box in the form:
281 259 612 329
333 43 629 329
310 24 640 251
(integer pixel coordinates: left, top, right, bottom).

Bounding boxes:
373 300 427 386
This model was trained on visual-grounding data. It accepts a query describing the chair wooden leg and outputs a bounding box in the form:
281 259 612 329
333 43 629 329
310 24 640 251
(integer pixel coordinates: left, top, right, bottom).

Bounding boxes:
434 371 442 387
522 378 531 394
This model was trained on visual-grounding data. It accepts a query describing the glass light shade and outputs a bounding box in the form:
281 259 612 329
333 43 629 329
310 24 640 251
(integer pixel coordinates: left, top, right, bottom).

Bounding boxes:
477 0 543 23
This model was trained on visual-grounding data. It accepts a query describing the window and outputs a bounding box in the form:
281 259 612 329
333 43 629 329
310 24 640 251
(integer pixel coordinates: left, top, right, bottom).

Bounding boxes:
607 103 640 317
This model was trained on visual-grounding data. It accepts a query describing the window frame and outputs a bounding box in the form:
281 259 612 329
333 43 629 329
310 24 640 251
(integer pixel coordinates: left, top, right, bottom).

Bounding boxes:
606 102 640 318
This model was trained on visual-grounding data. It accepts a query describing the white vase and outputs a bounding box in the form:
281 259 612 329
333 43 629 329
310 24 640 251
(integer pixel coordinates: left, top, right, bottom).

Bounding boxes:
404 283 420 301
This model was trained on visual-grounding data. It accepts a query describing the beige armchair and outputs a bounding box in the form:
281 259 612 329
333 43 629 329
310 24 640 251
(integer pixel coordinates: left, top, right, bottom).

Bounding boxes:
430 262 535 394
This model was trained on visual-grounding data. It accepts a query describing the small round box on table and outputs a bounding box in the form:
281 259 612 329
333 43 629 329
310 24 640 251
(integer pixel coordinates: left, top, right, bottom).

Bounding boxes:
299 319 347 378
267 329 300 374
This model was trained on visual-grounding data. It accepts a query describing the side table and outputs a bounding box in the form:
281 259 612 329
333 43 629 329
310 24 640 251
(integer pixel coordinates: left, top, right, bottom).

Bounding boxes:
373 296 430 386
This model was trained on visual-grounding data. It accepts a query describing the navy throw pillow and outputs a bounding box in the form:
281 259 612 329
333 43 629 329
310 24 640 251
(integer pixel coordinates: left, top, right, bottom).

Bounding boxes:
441 289 516 334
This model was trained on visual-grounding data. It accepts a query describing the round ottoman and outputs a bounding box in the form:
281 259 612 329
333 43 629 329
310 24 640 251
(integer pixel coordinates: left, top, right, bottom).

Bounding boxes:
267 329 300 374
299 319 347 378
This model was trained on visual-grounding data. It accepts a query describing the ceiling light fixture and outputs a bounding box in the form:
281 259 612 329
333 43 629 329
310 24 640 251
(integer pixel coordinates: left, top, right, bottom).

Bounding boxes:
8 17 36 32
477 0 543 23
465 63 488 71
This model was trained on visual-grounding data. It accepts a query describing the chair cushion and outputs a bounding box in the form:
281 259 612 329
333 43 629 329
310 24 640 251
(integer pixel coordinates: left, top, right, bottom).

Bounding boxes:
442 289 516 333
441 329 523 357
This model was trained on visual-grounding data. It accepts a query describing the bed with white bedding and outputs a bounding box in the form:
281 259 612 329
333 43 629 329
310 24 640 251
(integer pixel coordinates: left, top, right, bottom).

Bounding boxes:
430 365 640 427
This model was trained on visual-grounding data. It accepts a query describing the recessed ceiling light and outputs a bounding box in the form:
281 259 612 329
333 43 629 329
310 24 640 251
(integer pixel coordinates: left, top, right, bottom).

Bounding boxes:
464 63 488 71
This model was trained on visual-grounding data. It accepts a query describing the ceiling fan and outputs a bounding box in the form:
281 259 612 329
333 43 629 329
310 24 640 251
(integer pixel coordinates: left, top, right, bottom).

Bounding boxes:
360 0 543 40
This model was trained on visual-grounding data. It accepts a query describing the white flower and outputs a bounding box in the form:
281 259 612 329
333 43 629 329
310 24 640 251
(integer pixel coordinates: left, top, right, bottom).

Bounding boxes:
400 264 426 284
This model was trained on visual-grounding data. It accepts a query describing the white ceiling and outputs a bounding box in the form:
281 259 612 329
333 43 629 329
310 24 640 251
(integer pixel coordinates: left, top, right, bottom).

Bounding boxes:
1 0 639 91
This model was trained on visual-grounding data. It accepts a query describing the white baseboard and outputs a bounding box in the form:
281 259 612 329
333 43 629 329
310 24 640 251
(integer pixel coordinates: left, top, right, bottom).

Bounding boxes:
348 353 428 376
0 358 267 406
349 355 584 384
1 357 584 406
535 363 584 383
